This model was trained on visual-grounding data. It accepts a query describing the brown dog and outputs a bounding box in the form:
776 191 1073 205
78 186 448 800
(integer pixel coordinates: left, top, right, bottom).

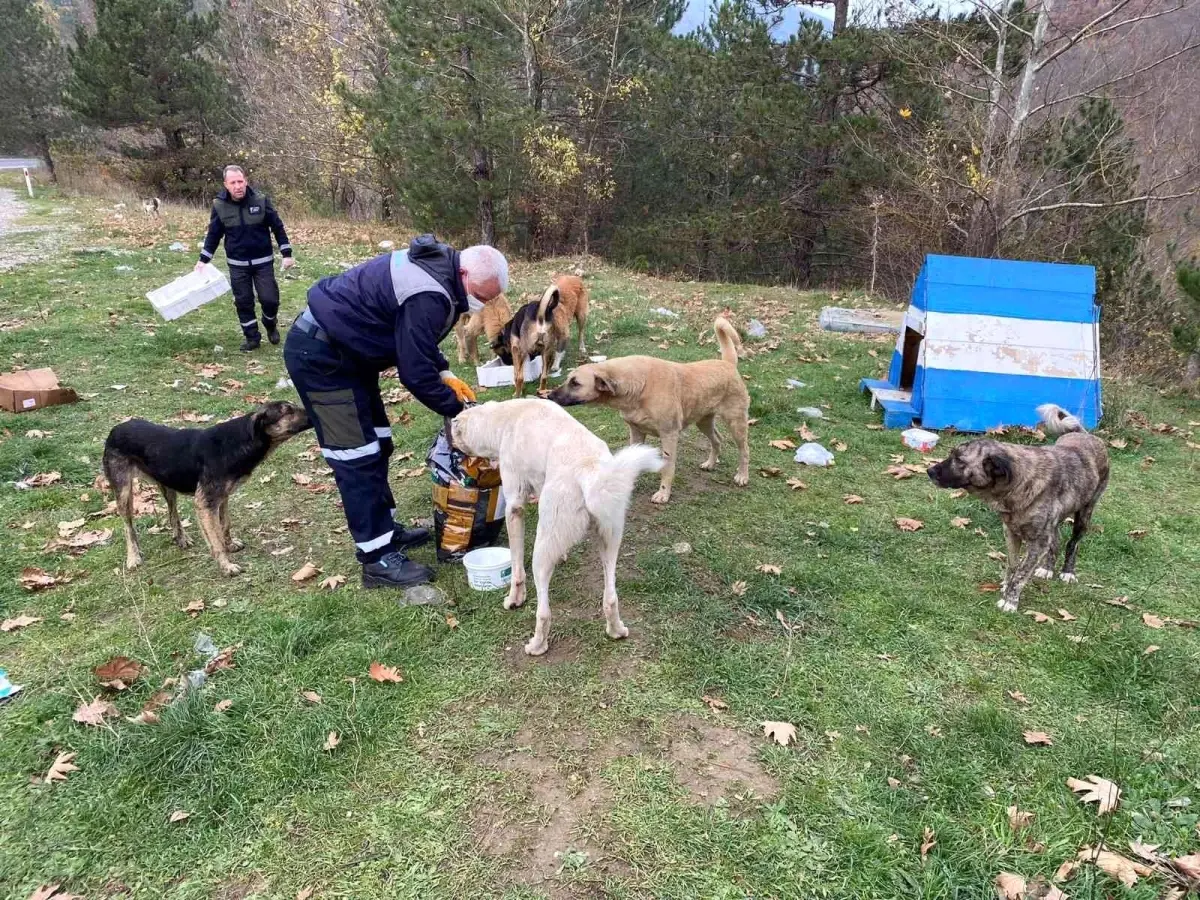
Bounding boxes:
548 316 750 503
454 293 513 366
103 402 312 576
546 274 589 358
927 403 1109 613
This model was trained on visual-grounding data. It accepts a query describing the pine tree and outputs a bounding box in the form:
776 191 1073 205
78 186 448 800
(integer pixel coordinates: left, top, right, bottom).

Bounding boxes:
68 0 237 151
0 0 71 175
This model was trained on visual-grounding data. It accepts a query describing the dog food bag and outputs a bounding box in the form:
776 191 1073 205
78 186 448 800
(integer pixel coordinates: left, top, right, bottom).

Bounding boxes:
426 424 506 562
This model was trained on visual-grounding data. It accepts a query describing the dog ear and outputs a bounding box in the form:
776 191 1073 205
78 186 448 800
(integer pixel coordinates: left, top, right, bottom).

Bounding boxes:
593 372 616 395
984 451 1012 486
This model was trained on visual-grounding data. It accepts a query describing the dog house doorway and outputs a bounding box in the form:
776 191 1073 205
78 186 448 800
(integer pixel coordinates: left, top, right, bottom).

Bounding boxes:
898 326 923 390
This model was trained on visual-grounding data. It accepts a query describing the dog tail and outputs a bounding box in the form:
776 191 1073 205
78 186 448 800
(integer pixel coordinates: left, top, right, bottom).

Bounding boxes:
714 316 742 367
537 285 561 327
1037 403 1086 434
582 445 664 533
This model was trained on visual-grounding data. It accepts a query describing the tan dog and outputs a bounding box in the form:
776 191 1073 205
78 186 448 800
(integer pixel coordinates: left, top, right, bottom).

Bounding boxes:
548 316 750 503
454 293 513 365
927 403 1109 612
546 273 589 358
451 399 662 656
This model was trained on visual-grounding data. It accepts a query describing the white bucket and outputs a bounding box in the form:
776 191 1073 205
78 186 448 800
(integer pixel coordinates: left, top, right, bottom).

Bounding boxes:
462 546 513 590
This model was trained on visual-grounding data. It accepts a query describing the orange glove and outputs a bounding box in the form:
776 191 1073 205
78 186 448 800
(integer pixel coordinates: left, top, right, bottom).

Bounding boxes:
440 371 477 404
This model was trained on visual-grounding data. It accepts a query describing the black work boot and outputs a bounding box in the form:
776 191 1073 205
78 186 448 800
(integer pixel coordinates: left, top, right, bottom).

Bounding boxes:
392 523 431 550
266 326 280 345
240 335 261 352
362 550 434 588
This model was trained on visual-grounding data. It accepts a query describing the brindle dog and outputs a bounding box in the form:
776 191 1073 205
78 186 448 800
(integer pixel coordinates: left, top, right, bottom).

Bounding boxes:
927 403 1109 613
103 401 311 576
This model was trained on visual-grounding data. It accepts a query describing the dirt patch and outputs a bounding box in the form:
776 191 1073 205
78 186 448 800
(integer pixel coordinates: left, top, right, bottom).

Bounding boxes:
663 716 779 806
470 726 642 893
503 633 586 669
212 874 267 900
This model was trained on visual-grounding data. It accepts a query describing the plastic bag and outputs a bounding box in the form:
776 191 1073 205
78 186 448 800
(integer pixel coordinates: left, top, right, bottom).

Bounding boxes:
427 419 506 562
746 319 767 339
794 442 835 467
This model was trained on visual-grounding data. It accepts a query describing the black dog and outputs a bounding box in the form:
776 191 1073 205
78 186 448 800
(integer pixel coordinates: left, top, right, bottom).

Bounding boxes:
103 401 311 576
491 289 563 396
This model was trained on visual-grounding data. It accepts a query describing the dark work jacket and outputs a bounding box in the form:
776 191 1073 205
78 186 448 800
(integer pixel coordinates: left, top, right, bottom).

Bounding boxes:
200 187 292 267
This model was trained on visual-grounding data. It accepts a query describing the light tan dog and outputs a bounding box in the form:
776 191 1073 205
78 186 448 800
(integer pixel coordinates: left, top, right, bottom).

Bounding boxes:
546 273 589 358
548 316 750 504
451 399 662 656
454 293 513 366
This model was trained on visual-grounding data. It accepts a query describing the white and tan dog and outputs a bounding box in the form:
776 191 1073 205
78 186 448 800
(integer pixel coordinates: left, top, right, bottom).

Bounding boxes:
451 399 662 656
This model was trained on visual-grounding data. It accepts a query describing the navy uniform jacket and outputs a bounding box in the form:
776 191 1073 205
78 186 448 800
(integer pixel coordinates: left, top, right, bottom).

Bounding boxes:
199 186 292 267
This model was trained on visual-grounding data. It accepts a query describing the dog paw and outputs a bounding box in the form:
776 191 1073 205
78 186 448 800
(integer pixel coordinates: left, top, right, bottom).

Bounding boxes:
733 471 750 487
1059 572 1078 584
996 596 1019 613
503 585 526 610
523 637 549 656
651 488 671 504
220 562 242 577
1033 567 1054 580
699 459 717 471
227 537 245 552
606 621 630 641
125 554 143 571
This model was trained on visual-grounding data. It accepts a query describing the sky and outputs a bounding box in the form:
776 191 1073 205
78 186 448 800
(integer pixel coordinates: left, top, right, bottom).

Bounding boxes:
672 0 976 38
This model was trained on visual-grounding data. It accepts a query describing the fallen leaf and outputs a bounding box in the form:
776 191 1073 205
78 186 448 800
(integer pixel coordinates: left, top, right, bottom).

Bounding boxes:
1023 730 1053 746
1053 860 1078 882
786 478 807 490
769 438 797 451
832 440 848 452
995 872 1026 899
756 563 782 575
1027 879 1066 900
291 473 313 485
1057 608 1077 621
759 466 782 477
214 699 233 713
843 494 864 504
885 465 915 480
1142 613 1165 629
920 826 937 861
1024 610 1052 624
297 889 314 900
1143 645 1160 656
27 885 66 900
702 695 728 711
1107 595 1131 608
988 551 1007 562
1108 438 1127 448
292 562 321 582
925 725 943 738
978 582 1002 593
1007 805 1034 831
1169 853 1200 881
57 518 85 537
1 614 43 632
301 690 322 704
1128 840 1161 862
18 567 71 592
322 731 341 752
1067 775 1121 814
895 518 924 532
169 810 190 823
319 574 345 591
951 516 971 528
368 662 404 683
445 614 459 629
1127 528 1148 539
92 657 142 691
798 424 818 441
128 691 170 724
730 580 748 596
1077 847 1151 887
761 721 797 746
19 471 61 489
44 751 79 784
182 599 205 617
887 776 901 789
1006 690 1030 705
73 697 118 727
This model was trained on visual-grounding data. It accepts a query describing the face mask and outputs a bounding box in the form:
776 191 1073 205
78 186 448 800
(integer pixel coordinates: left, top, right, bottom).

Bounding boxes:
467 295 485 313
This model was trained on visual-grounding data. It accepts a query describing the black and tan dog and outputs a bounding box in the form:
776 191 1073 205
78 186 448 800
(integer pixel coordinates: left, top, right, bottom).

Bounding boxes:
103 401 311 576
927 403 1109 613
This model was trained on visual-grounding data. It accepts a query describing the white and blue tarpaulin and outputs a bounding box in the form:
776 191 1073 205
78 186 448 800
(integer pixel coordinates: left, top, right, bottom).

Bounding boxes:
860 254 1101 432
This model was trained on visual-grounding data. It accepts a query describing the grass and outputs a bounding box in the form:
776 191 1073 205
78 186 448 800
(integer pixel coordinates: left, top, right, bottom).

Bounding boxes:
2 175 1200 899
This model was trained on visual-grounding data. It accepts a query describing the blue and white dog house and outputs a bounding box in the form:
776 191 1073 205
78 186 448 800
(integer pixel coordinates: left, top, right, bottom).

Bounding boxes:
860 255 1101 432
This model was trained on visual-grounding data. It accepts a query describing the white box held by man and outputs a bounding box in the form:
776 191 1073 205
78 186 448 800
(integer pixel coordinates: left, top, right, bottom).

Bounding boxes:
147 263 230 321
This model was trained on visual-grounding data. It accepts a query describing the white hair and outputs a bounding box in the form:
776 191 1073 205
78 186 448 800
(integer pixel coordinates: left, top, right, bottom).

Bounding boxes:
460 244 509 291
223 165 245 180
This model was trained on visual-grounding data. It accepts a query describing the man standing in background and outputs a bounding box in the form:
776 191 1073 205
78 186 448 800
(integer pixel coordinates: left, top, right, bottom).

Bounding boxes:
196 165 295 351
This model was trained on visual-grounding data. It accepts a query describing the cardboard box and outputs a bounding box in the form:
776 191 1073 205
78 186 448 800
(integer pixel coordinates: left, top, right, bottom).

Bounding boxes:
0 368 79 414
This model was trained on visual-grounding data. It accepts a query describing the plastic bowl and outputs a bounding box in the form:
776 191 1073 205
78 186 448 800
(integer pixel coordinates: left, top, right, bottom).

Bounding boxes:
462 546 513 590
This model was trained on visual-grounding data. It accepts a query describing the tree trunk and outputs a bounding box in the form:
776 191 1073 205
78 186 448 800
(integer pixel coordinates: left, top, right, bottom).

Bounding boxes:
1186 350 1200 388
458 13 495 246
